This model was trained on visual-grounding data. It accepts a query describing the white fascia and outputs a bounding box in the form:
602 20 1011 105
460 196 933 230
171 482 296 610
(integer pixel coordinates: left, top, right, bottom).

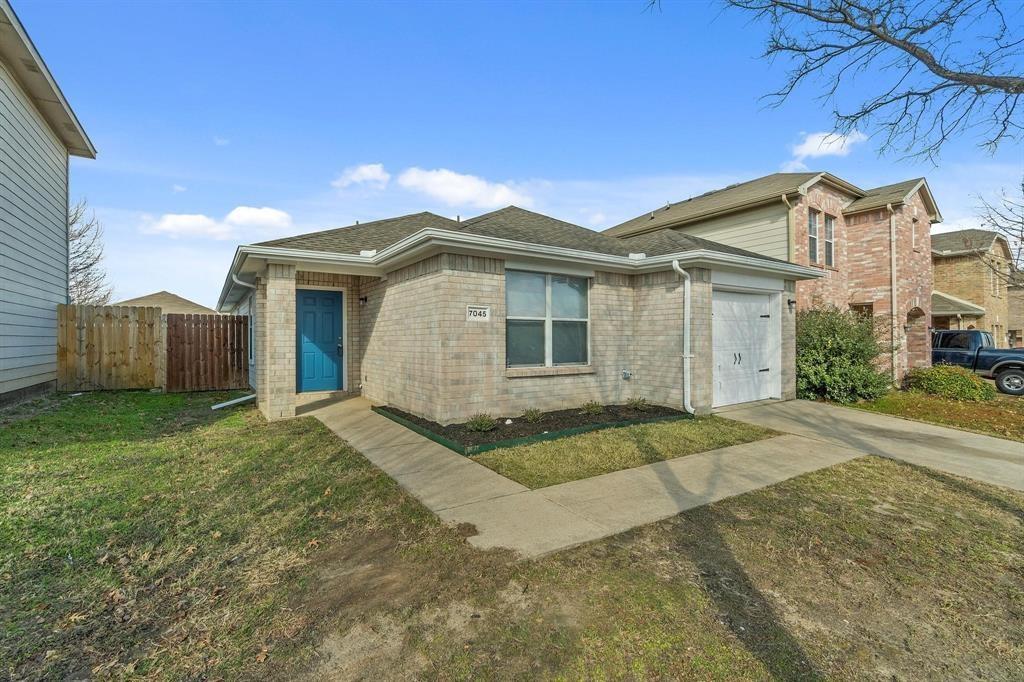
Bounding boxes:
216 228 823 310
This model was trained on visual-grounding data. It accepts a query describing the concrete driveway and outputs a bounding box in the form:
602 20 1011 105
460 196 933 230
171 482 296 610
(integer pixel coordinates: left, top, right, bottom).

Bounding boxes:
723 400 1024 492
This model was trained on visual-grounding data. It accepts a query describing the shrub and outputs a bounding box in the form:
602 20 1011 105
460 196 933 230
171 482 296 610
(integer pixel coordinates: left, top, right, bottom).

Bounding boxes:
906 365 997 401
626 396 649 411
579 401 604 416
796 307 892 404
464 413 497 432
522 408 543 423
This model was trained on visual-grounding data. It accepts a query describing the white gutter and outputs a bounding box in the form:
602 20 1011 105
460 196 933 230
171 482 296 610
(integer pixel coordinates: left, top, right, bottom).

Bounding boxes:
216 228 824 310
232 274 256 290
671 260 695 415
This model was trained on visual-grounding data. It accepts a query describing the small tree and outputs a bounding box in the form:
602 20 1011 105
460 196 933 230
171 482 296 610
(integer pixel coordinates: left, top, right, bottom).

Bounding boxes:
68 200 113 305
796 307 892 403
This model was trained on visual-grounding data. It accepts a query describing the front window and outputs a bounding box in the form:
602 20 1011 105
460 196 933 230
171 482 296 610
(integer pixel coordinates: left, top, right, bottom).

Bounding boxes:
824 214 835 267
808 210 819 264
506 271 589 367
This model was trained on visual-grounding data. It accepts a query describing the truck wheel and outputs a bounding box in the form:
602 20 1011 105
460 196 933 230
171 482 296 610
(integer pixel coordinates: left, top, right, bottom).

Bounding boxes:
995 368 1024 396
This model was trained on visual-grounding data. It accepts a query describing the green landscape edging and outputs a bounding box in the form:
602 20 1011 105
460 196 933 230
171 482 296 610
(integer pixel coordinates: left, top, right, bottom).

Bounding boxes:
372 406 691 456
371 406 469 454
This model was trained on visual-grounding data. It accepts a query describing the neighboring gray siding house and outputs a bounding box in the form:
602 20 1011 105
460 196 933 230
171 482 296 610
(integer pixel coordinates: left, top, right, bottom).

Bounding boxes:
1 0 95 404
217 207 822 424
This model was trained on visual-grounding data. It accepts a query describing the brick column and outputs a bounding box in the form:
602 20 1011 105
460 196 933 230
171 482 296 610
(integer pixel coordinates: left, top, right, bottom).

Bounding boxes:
781 280 797 400
688 268 714 416
257 263 296 420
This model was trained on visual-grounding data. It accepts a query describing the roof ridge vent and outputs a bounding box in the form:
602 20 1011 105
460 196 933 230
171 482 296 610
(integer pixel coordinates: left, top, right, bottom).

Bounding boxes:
628 252 647 260
359 249 377 257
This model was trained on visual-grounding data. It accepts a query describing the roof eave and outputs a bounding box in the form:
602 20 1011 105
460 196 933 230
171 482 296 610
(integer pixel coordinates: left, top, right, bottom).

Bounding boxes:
217 229 823 309
0 0 95 158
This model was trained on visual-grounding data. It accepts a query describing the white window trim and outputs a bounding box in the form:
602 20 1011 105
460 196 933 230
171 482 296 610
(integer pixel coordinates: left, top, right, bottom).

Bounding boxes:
808 210 819 264
506 271 591 368
824 214 835 267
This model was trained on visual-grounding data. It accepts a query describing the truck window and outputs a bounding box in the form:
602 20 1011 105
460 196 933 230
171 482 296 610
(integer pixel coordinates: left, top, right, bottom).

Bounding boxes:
979 332 994 348
939 332 972 349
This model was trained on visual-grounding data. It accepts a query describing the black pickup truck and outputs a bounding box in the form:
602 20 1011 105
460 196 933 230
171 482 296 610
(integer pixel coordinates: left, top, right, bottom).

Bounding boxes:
932 329 1024 396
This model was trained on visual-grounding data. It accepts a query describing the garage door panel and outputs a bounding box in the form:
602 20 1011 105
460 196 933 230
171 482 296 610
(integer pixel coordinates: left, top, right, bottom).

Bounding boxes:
712 290 778 408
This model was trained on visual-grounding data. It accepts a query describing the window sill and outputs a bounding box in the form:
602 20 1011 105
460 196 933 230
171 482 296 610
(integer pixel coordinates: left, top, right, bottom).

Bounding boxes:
506 365 594 378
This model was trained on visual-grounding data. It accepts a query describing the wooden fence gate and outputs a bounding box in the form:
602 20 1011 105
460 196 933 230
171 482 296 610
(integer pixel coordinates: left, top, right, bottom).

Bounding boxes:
57 305 248 393
165 314 248 392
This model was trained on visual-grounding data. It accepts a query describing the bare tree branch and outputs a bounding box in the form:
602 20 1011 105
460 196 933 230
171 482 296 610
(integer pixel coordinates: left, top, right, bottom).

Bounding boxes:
714 0 1024 159
973 178 1024 283
68 200 113 305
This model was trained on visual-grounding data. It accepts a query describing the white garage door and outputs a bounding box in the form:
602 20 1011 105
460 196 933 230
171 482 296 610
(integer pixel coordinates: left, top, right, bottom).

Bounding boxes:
712 290 779 407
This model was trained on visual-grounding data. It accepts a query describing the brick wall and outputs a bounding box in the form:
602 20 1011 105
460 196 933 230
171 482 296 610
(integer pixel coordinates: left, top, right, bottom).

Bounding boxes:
1009 285 1024 347
256 254 794 424
792 183 854 308
933 244 1012 348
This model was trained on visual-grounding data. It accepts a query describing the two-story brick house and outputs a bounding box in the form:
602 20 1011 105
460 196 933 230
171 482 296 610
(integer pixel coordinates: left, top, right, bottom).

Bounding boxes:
605 173 942 380
931 229 1015 347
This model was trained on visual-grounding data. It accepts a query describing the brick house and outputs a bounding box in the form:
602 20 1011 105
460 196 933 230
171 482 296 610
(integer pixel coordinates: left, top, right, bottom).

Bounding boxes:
931 229 1015 348
1010 273 1023 348
605 173 942 379
217 207 821 422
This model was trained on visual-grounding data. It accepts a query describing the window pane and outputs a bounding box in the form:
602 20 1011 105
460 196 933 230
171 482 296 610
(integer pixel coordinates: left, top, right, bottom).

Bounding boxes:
808 236 818 263
506 271 546 317
507 320 545 366
551 275 588 319
825 241 834 267
808 211 818 236
824 215 834 240
941 332 971 349
552 321 587 365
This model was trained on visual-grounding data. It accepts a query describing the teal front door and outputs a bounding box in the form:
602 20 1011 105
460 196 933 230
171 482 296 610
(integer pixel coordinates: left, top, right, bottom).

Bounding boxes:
296 289 343 392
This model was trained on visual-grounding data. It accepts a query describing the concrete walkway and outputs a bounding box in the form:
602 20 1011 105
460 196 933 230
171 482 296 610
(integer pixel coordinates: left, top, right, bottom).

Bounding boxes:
723 400 1024 492
308 397 861 557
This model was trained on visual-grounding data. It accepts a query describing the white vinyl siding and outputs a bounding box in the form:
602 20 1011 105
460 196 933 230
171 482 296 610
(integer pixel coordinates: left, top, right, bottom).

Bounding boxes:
0 58 69 395
672 203 790 261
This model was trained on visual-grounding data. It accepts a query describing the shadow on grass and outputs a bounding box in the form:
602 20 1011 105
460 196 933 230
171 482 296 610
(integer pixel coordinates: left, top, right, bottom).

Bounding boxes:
637 430 824 680
903 461 1024 522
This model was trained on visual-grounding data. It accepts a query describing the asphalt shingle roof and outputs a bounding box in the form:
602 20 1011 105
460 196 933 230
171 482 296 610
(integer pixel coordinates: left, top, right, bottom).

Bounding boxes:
252 205 784 264
932 290 985 316
256 212 460 254
931 229 1000 255
843 178 924 214
113 291 216 315
604 173 821 237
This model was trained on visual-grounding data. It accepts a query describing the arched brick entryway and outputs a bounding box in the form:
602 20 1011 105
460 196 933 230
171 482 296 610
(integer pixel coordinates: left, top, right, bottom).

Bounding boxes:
906 307 930 369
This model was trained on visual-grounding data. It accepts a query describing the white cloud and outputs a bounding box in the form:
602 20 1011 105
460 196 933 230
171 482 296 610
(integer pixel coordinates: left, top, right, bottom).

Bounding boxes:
144 213 232 240
172 184 187 193
784 130 868 171
142 206 292 241
224 206 292 230
213 136 230 146
397 167 532 209
332 163 391 189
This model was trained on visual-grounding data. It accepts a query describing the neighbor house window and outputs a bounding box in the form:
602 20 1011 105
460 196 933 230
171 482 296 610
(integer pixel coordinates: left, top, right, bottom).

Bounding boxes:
808 210 819 264
506 270 589 367
824 214 835 267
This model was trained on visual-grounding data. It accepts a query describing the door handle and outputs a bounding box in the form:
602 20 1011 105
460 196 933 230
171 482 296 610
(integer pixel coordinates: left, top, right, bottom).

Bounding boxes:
738 352 742 364
733 353 738 365
337 344 344 356
758 368 769 373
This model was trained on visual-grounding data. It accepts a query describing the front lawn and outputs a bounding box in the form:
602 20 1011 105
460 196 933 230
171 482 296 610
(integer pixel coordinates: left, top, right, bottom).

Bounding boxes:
472 416 778 488
856 390 1024 442
3 392 1022 680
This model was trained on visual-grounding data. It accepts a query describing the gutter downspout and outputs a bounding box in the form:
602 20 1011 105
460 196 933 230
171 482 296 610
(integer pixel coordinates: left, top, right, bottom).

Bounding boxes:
887 203 898 383
671 260 696 414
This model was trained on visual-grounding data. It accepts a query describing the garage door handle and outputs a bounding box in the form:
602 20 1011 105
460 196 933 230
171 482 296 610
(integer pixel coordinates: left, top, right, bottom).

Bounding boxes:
758 368 769 372
738 352 742 364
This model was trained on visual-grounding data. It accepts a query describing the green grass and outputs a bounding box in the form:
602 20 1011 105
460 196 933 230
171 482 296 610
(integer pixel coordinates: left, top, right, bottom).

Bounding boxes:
3 392 1022 680
856 390 1024 442
471 416 778 488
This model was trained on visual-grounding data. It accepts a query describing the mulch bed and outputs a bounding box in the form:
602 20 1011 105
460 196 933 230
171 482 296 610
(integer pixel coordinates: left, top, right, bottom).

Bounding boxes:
379 403 688 448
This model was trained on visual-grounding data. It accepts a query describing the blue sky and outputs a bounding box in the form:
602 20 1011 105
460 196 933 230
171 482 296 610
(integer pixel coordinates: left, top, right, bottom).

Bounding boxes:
19 0 1023 307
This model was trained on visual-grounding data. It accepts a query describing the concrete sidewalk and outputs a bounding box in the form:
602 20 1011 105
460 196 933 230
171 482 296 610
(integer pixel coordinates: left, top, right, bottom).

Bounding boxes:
309 397 861 557
723 400 1024 492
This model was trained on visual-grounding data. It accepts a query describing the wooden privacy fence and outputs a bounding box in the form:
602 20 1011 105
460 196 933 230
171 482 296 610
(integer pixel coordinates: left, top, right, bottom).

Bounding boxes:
57 304 248 393
165 313 248 392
